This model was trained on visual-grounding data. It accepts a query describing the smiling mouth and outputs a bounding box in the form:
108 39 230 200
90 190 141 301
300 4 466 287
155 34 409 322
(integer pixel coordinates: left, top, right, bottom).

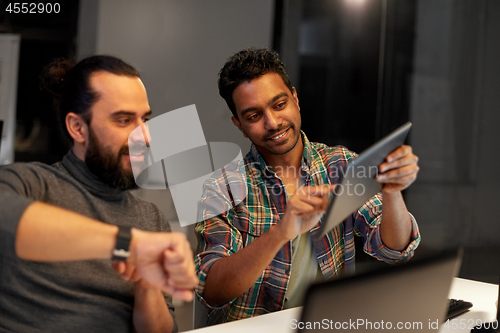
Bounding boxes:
124 149 147 165
127 151 144 157
269 128 289 140
125 144 148 157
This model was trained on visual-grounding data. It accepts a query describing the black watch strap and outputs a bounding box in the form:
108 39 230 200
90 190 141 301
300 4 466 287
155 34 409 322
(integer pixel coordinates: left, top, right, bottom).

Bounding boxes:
112 225 132 261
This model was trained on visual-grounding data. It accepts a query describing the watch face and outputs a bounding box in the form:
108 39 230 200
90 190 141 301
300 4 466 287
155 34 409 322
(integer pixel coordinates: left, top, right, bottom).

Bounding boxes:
112 226 132 261
112 248 131 261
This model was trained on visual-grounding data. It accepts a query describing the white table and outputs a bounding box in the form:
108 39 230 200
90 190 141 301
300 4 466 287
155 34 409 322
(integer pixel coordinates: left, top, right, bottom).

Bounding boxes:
188 278 498 333
441 278 499 332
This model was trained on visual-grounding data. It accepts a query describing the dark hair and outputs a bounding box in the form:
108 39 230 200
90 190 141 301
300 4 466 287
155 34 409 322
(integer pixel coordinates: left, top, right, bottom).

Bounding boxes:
218 48 293 118
41 55 140 142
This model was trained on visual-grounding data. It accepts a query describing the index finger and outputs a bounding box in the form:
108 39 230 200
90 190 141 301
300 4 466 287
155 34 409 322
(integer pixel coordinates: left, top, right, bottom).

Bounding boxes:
163 247 187 265
112 261 125 274
163 240 194 269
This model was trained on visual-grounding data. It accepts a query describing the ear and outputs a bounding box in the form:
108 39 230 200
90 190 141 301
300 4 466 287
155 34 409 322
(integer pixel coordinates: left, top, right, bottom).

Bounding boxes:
291 87 300 111
231 116 248 138
66 112 88 144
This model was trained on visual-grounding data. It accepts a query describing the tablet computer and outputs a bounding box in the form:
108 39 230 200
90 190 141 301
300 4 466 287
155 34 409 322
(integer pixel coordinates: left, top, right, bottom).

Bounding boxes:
317 122 412 238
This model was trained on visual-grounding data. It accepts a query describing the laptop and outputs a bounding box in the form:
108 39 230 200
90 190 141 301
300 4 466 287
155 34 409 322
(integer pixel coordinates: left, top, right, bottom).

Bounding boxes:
298 249 462 332
317 122 412 238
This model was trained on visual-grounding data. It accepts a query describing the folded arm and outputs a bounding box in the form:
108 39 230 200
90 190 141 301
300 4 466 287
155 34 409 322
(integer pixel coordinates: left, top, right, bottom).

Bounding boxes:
15 201 198 300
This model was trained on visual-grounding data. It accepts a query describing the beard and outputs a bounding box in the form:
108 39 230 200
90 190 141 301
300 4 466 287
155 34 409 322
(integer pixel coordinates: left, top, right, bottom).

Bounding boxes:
267 123 301 155
254 120 302 156
85 128 137 191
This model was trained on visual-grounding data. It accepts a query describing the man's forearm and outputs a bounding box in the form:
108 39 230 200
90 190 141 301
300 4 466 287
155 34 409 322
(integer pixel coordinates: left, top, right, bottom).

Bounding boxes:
16 201 118 261
17 201 199 300
203 185 334 306
380 191 412 251
133 284 174 333
203 225 288 307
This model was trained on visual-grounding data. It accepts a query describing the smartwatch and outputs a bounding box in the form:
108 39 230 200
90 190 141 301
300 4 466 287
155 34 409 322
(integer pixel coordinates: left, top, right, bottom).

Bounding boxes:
112 225 132 261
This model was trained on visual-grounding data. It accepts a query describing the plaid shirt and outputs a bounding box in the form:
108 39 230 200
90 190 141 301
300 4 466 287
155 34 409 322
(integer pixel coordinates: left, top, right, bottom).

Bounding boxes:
194 133 420 325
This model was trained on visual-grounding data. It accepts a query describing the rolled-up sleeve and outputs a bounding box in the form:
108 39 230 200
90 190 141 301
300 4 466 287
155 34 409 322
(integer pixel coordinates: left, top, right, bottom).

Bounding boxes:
353 192 421 264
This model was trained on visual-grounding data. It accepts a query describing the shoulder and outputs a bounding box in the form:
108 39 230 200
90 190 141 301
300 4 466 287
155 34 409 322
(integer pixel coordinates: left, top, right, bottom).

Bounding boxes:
0 161 70 205
0 161 61 187
305 142 358 184
1 161 55 175
308 141 357 166
198 156 252 216
202 157 250 190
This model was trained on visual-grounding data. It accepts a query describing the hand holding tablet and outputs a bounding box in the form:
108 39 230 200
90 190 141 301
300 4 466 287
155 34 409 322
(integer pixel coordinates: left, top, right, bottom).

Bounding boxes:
317 122 413 238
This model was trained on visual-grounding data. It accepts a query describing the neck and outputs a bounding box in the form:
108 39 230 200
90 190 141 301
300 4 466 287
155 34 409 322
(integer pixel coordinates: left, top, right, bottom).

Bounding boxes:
72 143 86 162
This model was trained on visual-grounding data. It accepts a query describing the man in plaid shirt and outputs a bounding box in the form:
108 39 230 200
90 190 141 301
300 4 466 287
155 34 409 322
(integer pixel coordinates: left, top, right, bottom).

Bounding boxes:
195 48 420 325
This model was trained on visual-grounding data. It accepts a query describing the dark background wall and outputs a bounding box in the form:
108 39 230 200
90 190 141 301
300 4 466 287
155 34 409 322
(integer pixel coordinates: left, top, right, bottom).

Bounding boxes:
0 0 79 164
277 0 500 282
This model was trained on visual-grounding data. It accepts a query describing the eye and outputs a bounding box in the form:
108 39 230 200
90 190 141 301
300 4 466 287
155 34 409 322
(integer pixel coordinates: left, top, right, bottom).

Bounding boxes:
276 101 286 109
142 116 150 123
118 118 130 124
247 113 260 121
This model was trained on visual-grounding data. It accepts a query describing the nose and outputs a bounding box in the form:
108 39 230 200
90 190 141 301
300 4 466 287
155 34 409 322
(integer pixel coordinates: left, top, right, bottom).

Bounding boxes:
140 121 151 146
263 110 281 131
129 120 151 147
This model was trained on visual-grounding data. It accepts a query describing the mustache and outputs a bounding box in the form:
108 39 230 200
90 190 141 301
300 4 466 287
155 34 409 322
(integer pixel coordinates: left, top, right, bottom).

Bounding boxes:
265 124 293 140
122 143 148 155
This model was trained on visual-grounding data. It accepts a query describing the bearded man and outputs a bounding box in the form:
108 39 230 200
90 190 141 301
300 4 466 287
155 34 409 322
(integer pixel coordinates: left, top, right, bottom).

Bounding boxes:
0 55 198 333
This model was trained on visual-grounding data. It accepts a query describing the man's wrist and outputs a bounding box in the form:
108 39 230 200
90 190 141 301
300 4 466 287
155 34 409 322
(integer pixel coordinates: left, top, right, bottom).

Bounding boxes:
268 223 291 246
381 188 403 197
127 228 140 264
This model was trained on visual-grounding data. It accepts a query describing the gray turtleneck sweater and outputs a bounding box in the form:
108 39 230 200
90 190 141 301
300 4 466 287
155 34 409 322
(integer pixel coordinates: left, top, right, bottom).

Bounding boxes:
0 150 177 332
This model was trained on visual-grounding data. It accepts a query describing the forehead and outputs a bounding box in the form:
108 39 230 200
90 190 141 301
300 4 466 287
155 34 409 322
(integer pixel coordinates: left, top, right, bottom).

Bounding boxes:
232 73 291 113
89 71 149 117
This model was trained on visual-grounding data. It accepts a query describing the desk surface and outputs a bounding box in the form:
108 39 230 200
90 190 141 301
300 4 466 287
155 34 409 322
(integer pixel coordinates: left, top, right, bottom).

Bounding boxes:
188 278 498 333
